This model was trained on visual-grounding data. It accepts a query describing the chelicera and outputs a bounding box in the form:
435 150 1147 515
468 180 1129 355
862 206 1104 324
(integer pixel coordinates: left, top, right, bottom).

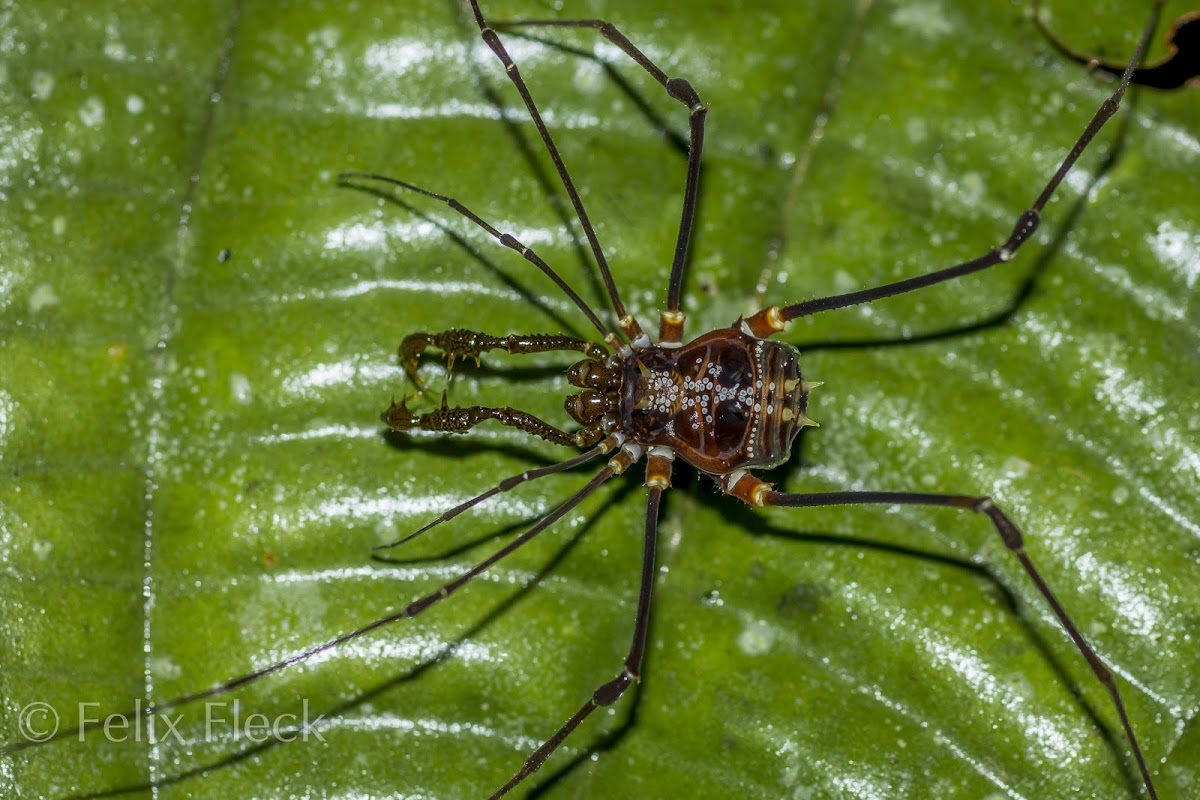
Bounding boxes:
0 2 1171 798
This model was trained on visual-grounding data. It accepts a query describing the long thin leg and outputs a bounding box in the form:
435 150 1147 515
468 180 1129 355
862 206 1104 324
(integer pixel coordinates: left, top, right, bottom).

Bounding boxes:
0 466 619 756
493 17 708 344
487 454 670 800
742 0 1167 338
375 432 624 551
718 471 1158 799
339 172 612 340
382 392 599 448
1032 0 1199 91
465 0 647 347
401 328 605 390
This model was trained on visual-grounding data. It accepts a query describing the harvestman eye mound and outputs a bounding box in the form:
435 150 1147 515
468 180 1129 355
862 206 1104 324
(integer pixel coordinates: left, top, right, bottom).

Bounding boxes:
2 1 1193 798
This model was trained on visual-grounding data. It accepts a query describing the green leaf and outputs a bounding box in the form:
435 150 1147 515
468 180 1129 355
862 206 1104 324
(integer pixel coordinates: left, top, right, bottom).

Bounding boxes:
2 1 1198 798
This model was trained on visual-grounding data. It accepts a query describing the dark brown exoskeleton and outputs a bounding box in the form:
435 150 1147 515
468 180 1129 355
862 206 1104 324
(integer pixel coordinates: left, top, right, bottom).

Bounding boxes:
388 325 818 473
608 329 817 474
2 2 1167 798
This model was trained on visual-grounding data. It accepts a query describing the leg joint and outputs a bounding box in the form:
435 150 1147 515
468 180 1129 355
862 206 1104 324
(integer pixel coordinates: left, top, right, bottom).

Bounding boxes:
593 670 636 706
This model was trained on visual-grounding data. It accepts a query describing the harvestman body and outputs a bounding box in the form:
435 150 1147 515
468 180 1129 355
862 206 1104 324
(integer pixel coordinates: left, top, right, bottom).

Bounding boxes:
0 1 1170 797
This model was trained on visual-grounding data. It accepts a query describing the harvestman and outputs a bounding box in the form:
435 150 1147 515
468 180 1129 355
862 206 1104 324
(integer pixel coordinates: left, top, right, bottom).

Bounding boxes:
0 1 1169 797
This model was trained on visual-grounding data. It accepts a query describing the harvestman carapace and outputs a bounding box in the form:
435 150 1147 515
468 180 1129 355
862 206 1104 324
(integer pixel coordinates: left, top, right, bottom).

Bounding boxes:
0 2 1171 798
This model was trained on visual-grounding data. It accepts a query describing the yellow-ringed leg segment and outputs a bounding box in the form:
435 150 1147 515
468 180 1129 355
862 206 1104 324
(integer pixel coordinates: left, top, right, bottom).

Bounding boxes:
742 305 789 339
659 309 686 347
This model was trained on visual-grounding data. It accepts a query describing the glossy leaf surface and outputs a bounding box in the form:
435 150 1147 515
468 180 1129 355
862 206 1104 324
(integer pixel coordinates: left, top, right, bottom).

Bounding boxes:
1 1 1198 798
